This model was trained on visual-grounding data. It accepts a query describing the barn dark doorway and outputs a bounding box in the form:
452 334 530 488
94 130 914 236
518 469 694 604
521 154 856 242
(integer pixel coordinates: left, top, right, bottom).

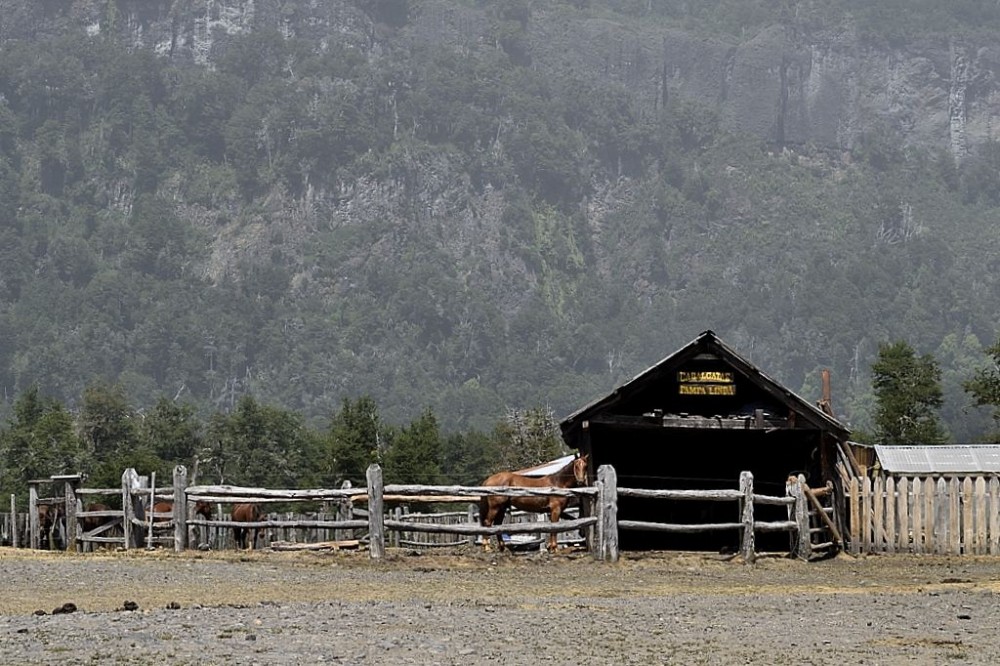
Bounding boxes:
591 423 821 551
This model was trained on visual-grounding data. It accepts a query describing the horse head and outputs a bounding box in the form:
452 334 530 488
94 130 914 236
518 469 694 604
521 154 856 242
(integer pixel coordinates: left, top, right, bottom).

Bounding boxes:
193 500 213 520
38 503 61 531
572 454 589 485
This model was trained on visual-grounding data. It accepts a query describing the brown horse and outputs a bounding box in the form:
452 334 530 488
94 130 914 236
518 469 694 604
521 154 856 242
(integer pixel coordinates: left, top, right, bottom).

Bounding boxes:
150 500 213 524
80 503 110 534
231 503 263 550
479 454 589 552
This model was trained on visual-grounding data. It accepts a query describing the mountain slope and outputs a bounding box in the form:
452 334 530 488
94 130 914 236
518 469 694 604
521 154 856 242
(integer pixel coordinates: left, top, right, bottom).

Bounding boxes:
0 0 998 440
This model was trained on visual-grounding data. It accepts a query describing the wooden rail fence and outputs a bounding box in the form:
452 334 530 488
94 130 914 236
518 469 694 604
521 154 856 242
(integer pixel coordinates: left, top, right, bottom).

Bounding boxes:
11 465 829 563
848 475 1000 555
599 469 828 563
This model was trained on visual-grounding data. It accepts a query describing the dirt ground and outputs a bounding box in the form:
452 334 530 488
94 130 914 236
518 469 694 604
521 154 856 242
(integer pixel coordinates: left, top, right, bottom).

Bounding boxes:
2 545 1000 665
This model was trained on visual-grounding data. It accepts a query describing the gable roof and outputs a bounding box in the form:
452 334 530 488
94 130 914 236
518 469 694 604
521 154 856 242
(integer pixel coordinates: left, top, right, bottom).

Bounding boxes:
560 329 849 440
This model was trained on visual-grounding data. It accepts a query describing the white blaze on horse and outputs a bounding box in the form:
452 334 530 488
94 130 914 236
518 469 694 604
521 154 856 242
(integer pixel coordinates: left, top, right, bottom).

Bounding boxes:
478 454 589 553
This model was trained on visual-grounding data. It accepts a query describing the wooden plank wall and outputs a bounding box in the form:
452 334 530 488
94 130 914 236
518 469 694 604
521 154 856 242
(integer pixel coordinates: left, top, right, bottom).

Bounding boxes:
848 475 1000 555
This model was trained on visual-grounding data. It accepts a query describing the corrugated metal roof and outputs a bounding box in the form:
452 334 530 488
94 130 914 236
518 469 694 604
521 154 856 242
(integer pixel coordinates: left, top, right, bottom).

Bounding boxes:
515 454 576 477
875 445 1000 474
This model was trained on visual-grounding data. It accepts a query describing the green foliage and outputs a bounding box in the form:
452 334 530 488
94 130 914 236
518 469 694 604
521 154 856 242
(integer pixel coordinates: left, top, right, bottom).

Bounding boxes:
205 395 319 488
491 406 567 472
0 387 84 506
139 397 204 465
79 381 139 463
440 429 500 485
871 341 948 445
963 336 1000 440
0 1 997 449
324 396 385 487
383 408 443 484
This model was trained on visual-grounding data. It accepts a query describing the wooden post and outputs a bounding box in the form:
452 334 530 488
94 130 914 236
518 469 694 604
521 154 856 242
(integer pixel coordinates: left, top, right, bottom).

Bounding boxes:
848 477 860 555
861 477 872 553
896 477 909 553
62 477 78 553
794 474 811 560
740 471 755 564
10 494 18 549
173 465 187 552
122 468 144 550
466 503 477 546
216 504 225 550
785 476 797 554
146 471 156 550
28 482 39 550
989 477 1000 555
595 465 618 563
367 464 385 560
884 477 896 553
938 476 962 555
121 470 132 550
336 495 352 543
392 506 402 548
911 477 923 553
962 476 974 555
872 476 884 552
975 476 987 555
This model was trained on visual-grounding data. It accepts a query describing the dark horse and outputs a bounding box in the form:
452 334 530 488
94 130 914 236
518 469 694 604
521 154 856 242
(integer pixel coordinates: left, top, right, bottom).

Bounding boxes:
37 503 63 550
231 503 263 550
479 454 589 552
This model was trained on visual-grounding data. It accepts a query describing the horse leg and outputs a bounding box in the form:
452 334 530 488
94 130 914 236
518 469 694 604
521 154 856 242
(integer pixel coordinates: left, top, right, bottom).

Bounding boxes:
548 501 561 553
479 497 494 552
494 502 509 552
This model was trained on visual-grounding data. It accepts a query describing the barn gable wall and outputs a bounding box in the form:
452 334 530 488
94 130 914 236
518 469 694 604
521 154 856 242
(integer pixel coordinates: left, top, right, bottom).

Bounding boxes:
560 330 850 551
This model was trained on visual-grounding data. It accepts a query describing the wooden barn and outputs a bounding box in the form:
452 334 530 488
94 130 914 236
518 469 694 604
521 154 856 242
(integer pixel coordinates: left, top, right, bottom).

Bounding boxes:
560 330 851 551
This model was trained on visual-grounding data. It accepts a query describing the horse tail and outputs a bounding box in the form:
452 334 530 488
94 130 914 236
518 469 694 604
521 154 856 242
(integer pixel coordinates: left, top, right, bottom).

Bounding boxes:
478 494 489 527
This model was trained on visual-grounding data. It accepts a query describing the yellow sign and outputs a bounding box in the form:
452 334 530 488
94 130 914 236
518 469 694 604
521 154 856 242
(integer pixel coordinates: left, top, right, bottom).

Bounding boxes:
679 384 736 396
677 371 734 384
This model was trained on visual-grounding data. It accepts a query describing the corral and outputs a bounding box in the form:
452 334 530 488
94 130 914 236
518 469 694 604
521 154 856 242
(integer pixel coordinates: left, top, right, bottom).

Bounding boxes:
5 461 831 564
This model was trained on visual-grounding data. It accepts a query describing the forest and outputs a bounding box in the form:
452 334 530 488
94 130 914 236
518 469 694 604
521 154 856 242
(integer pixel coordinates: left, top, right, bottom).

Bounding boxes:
1 0 1000 500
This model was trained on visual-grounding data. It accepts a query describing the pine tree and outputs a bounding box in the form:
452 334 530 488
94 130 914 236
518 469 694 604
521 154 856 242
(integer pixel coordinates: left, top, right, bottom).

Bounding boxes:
383 408 443 484
963 336 1000 441
491 406 567 472
871 341 947 445
0 387 83 505
324 396 384 487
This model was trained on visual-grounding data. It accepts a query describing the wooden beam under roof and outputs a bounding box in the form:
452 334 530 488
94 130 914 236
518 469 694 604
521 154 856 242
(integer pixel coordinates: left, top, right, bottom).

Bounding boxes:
589 413 798 430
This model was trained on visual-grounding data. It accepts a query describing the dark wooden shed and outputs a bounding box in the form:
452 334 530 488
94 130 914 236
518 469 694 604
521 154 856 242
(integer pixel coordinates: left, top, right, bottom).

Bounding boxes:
560 330 850 551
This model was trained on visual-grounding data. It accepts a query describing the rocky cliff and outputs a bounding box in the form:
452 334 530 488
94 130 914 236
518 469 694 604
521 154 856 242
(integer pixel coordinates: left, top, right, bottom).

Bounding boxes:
5 1 994 158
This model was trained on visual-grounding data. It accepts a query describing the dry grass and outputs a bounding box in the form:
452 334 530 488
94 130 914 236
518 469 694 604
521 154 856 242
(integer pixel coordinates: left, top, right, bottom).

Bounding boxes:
3 545 998 616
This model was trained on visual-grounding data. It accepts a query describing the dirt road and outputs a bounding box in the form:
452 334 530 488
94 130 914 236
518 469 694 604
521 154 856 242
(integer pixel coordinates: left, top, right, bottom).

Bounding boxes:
2 546 999 664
